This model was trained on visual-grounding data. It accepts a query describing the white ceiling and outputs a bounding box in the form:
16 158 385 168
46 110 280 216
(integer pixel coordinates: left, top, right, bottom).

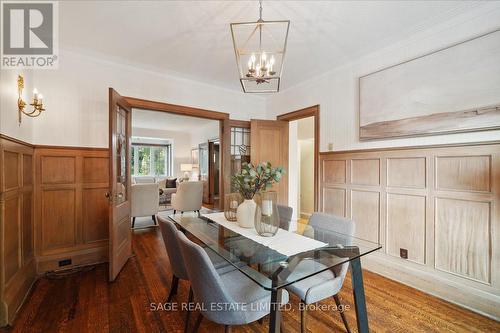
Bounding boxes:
60 1 483 92
132 108 218 132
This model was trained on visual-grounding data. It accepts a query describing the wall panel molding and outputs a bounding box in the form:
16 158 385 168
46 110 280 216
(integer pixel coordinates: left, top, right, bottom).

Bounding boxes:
319 141 500 319
0 137 36 326
35 148 109 273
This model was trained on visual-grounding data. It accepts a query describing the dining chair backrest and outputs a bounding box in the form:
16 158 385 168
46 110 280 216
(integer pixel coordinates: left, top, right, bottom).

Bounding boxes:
157 216 188 280
309 212 355 278
277 204 293 231
176 230 235 323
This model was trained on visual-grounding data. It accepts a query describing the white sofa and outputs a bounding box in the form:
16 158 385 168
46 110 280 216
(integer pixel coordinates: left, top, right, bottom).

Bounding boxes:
131 182 159 228
171 181 203 215
132 176 178 204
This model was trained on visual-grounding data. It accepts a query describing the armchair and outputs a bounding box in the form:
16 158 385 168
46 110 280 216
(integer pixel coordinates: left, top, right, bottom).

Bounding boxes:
131 182 159 228
171 181 203 215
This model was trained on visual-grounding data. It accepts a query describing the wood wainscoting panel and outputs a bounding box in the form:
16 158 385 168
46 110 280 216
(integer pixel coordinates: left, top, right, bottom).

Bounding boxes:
41 189 77 251
435 198 491 283
3 151 20 191
386 193 426 264
322 159 346 184
351 158 380 186
351 189 380 242
319 142 500 319
22 154 33 186
35 147 109 274
83 157 109 183
387 157 426 189
322 187 346 217
0 135 36 326
82 188 109 243
436 155 491 192
4 196 21 284
41 156 76 184
21 192 34 263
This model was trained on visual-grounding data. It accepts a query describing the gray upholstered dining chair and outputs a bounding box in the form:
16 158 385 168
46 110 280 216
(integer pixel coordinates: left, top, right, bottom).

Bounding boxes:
277 204 293 231
157 216 236 302
286 212 354 333
176 229 290 333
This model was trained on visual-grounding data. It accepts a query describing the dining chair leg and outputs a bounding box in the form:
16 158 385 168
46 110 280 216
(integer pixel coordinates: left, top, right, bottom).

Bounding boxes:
131 217 136 228
333 295 351 333
184 288 194 333
152 215 157 225
224 325 231 333
167 275 179 303
300 300 307 333
192 313 203 333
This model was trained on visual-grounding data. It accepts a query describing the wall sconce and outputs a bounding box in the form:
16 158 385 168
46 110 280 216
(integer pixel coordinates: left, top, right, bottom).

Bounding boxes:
17 75 45 124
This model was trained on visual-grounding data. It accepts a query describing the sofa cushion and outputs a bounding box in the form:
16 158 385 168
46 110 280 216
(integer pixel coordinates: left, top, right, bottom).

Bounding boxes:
166 178 177 188
156 178 167 188
134 176 155 184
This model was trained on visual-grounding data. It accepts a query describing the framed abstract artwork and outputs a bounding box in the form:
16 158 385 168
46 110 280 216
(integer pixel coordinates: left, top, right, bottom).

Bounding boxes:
359 29 500 140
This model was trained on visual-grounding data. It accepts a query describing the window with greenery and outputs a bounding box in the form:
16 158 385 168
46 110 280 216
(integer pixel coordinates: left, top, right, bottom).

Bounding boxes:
131 144 172 176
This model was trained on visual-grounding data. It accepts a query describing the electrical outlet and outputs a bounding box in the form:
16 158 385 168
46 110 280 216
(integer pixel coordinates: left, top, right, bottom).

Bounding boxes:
400 248 408 259
58 259 72 267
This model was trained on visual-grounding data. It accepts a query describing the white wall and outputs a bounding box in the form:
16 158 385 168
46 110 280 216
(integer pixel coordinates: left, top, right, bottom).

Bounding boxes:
190 121 220 148
131 127 192 179
299 139 314 216
288 121 299 231
266 4 500 151
0 49 266 146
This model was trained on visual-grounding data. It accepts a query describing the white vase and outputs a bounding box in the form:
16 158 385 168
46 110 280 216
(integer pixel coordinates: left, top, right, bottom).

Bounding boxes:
237 199 256 228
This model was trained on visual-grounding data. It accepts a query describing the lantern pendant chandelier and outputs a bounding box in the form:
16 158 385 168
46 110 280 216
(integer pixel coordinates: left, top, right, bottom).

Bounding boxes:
230 0 290 93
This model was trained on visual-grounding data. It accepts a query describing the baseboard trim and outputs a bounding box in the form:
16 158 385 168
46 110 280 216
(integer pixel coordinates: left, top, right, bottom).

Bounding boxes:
2 258 37 325
36 245 108 274
362 253 500 321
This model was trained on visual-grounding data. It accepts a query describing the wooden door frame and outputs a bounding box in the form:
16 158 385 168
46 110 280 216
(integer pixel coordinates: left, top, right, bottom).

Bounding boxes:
277 105 320 212
121 96 231 209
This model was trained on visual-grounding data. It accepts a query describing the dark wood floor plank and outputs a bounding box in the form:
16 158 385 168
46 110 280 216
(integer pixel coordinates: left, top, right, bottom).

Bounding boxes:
2 225 499 333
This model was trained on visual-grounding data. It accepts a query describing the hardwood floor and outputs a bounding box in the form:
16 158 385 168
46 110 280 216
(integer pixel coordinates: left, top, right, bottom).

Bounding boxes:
2 225 499 333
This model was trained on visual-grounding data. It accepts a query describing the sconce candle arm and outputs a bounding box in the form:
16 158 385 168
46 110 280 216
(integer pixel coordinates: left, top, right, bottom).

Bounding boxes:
17 75 45 124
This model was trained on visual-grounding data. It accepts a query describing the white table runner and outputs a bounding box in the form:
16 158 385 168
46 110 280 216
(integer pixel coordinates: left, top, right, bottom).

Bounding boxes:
203 212 327 257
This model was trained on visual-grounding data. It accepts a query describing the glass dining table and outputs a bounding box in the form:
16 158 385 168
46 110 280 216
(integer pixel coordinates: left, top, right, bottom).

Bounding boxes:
168 213 381 333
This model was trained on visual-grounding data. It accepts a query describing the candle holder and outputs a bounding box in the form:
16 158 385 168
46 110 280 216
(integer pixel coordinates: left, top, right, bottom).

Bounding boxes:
254 191 280 237
224 193 243 222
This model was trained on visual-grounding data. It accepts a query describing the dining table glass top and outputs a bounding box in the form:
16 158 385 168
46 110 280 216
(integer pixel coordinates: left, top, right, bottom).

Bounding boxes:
168 213 381 291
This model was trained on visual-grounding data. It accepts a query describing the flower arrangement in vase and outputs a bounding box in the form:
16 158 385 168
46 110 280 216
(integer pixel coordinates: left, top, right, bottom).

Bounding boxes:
231 162 285 228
